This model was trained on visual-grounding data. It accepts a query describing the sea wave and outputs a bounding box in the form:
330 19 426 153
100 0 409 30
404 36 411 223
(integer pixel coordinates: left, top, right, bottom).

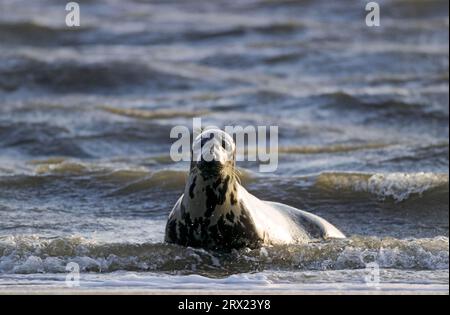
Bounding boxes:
30 160 187 192
29 158 255 187
0 21 92 46
278 143 392 154
100 106 210 120
315 172 449 202
0 15 305 47
318 92 449 123
2 159 448 203
30 159 148 177
0 56 210 93
0 235 447 275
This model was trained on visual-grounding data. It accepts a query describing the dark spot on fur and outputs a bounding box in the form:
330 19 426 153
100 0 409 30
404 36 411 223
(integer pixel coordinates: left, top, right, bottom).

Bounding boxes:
180 202 186 213
189 176 197 199
226 211 235 223
204 186 217 217
204 176 230 218
230 191 237 205
239 201 246 213
221 176 230 197
298 216 323 238
213 178 222 189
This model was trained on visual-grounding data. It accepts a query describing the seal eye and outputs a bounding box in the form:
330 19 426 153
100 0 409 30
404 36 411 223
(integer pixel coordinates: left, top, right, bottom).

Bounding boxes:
221 139 227 149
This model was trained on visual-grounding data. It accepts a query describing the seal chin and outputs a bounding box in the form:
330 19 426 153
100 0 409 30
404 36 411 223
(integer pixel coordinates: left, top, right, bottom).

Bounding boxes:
197 160 222 175
195 160 232 180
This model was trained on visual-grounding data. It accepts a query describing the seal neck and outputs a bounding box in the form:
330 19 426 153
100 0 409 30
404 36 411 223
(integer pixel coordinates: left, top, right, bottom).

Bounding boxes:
182 168 239 219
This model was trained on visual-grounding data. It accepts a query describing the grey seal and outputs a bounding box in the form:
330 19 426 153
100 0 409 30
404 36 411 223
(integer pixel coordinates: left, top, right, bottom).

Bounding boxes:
165 129 345 250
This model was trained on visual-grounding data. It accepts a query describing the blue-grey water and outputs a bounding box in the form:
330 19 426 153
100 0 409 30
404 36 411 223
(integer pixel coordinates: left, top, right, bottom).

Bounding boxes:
0 0 448 293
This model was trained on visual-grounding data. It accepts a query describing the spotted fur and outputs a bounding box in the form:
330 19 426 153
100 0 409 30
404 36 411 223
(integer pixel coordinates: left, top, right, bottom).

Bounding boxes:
164 165 262 250
165 130 262 250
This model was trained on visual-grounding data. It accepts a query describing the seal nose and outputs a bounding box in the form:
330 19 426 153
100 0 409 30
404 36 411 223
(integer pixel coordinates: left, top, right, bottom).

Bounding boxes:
197 147 223 176
192 129 234 170
201 143 225 164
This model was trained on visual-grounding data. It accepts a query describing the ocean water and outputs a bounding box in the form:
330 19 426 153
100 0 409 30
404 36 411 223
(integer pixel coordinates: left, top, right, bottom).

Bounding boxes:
0 0 448 294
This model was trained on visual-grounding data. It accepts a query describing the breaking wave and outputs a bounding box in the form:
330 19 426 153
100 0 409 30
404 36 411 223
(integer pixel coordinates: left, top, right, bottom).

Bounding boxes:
315 172 449 202
0 235 447 275
279 143 392 154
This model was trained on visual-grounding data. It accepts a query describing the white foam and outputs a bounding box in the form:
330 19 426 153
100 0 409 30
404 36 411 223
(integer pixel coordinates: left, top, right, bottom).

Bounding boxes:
317 172 448 202
0 235 447 274
367 173 448 202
